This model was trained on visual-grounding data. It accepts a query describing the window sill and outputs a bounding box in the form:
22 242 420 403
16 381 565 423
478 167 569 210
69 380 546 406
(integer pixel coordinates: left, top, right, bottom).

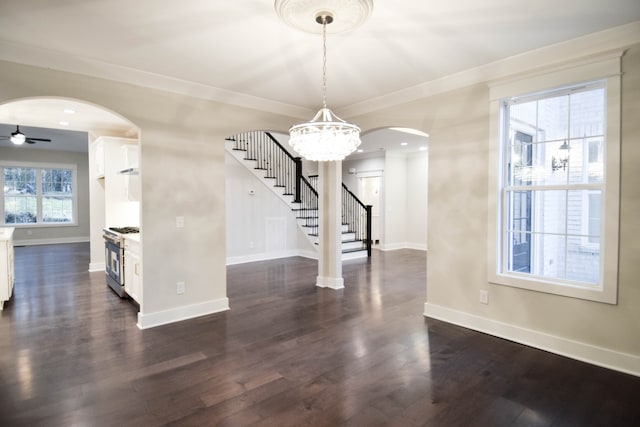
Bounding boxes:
1 222 78 229
489 272 616 304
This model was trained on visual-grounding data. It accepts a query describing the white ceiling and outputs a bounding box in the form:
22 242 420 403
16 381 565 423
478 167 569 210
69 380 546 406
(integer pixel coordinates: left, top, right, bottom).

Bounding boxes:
0 1 638 154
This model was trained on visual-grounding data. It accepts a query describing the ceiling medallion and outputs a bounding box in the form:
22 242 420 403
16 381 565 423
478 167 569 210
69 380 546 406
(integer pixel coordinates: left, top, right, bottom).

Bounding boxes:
274 0 374 34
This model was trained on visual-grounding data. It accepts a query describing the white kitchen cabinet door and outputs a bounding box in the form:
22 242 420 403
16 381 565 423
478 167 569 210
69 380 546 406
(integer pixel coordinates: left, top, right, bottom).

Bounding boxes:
0 228 15 310
124 238 142 305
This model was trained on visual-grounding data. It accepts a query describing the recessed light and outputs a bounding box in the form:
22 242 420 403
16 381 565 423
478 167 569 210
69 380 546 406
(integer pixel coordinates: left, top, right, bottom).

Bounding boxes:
419 146 427 151
59 121 69 126
63 108 76 114
357 149 364 153
400 142 408 146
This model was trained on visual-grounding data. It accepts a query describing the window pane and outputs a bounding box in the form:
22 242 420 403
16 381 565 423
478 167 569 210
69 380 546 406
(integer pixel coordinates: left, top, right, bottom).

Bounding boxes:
569 88 604 139
586 138 604 183
588 192 601 243
566 242 599 284
507 231 532 273
4 196 37 223
508 190 532 233
42 168 73 195
43 196 73 223
531 233 566 280
3 167 36 195
535 190 567 235
537 95 569 143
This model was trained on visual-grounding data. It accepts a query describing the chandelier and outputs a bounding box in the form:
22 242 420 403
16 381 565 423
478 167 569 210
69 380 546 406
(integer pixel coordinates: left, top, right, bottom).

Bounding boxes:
278 2 369 161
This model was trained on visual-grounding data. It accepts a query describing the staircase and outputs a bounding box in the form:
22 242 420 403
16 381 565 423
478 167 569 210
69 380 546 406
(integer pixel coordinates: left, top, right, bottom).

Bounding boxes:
225 131 371 260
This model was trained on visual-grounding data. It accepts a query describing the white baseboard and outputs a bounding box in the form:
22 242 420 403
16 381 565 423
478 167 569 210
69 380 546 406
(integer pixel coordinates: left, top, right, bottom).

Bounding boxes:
88 262 105 272
137 297 229 330
14 236 90 246
226 249 310 265
424 303 640 377
404 243 428 251
379 242 427 251
316 276 344 289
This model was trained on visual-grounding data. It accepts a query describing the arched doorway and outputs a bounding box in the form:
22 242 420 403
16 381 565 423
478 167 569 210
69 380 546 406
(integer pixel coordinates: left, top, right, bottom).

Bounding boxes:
0 97 139 279
343 126 429 251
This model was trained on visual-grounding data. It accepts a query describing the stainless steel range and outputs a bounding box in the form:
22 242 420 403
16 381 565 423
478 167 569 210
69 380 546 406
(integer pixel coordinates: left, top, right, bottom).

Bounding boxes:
103 226 139 297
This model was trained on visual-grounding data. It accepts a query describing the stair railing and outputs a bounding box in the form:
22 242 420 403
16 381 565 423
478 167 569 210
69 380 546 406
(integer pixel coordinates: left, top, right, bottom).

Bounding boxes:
228 131 370 256
342 184 373 256
228 131 303 203
227 131 318 236
309 175 372 256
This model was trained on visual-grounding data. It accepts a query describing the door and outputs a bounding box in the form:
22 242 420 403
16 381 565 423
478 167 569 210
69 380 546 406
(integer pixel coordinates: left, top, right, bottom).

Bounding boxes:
511 131 532 273
359 176 381 244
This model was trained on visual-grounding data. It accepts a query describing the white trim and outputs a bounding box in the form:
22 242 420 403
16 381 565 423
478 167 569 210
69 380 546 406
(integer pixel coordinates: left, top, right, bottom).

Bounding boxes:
404 243 428 251
1 20 637 120
0 40 313 120
13 236 89 246
378 242 406 251
226 249 310 265
379 243 428 251
316 276 344 290
339 22 640 117
88 262 105 272
424 303 640 378
137 297 230 330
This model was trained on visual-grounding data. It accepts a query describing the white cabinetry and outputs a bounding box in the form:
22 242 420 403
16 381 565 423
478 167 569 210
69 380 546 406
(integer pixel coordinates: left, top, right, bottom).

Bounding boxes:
94 138 105 179
0 228 15 310
124 235 142 305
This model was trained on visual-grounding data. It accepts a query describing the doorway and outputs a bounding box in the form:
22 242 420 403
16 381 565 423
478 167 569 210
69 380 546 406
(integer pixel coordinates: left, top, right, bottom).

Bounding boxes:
359 175 382 245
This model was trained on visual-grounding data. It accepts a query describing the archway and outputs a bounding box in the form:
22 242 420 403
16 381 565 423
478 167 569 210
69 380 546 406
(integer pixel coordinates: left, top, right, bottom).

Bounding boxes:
0 96 140 292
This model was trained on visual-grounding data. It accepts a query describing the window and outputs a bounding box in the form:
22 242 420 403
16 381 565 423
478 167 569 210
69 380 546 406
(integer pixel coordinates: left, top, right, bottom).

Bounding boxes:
1 163 77 226
488 53 621 304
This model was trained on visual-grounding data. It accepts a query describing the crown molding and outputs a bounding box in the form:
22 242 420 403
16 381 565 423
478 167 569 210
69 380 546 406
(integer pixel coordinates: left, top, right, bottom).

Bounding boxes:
0 39 314 120
2 21 638 121
337 21 640 118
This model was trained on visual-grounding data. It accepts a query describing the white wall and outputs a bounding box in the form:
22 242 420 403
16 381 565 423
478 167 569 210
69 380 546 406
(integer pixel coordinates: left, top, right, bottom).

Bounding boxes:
383 153 407 250
0 145 90 245
406 151 428 250
342 153 428 251
351 42 640 376
225 152 314 264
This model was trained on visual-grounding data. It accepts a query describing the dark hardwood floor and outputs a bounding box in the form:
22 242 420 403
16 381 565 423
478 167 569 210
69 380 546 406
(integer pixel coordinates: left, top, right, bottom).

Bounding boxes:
1 243 639 426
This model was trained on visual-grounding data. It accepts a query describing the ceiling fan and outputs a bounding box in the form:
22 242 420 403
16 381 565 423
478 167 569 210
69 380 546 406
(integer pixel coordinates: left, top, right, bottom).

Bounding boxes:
0 125 51 145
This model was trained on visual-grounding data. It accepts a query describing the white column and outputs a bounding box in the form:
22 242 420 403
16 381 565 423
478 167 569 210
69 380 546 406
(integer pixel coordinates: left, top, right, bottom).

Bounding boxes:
316 161 344 289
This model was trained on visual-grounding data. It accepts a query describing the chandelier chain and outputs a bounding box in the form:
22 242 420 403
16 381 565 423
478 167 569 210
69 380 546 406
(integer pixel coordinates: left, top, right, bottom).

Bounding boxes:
322 19 327 109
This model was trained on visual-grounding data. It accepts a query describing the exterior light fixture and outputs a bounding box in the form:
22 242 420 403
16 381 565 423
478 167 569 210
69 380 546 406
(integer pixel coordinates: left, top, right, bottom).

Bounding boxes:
551 140 570 171
275 0 373 161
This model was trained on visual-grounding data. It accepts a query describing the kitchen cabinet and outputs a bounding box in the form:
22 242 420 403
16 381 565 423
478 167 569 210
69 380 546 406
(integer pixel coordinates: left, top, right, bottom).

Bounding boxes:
0 228 15 310
124 235 142 305
94 138 105 179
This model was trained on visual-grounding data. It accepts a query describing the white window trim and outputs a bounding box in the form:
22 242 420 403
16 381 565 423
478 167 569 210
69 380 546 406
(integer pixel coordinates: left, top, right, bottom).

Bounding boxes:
487 51 622 304
0 160 79 228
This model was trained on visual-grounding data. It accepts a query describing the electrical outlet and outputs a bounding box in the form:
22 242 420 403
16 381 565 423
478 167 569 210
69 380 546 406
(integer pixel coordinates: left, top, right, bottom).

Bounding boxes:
479 290 489 305
177 281 185 295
